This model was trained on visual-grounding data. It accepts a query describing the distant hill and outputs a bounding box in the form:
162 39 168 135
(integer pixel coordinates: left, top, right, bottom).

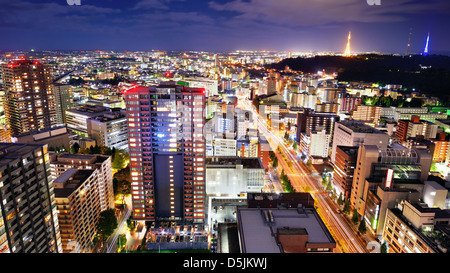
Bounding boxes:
266 54 450 99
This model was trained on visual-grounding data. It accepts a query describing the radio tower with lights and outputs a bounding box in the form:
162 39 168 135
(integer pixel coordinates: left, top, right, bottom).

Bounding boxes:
344 32 351 57
405 29 412 56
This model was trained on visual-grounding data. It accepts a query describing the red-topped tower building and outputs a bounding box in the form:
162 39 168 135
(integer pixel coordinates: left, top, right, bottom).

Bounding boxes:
124 82 206 223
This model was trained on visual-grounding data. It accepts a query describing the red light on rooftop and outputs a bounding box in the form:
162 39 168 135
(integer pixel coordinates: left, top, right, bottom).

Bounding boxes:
33 61 40 65
165 71 172 78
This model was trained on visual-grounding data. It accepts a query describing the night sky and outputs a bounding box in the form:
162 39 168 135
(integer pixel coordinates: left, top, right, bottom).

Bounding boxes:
1 0 450 54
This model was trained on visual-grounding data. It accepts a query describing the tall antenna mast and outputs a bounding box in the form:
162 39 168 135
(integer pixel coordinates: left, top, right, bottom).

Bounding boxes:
405 28 412 56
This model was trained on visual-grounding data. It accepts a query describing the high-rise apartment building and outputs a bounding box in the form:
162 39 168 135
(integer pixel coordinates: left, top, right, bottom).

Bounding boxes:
54 168 102 253
53 83 73 125
0 143 62 253
1 59 57 137
124 83 206 223
333 146 359 200
49 153 114 212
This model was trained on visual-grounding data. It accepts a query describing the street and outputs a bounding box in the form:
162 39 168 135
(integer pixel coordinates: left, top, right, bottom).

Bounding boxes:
238 96 371 253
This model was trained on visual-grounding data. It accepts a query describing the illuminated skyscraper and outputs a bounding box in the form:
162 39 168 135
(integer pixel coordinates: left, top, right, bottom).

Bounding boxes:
124 83 206 223
0 143 62 253
1 59 57 137
344 32 351 57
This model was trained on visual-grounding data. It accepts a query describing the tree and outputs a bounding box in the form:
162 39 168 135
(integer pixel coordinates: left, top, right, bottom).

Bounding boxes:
380 242 388 253
343 199 351 214
112 150 127 169
96 208 118 241
89 145 102 154
71 143 80 154
113 166 131 202
272 156 278 168
337 193 344 207
269 150 276 161
351 209 359 225
117 234 127 251
358 218 367 234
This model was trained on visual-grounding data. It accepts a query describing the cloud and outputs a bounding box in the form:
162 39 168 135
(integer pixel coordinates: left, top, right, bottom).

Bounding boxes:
131 0 186 10
208 0 450 27
0 0 121 30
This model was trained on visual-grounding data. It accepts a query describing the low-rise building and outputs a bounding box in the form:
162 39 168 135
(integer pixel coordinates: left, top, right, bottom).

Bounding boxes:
382 201 450 253
236 193 336 253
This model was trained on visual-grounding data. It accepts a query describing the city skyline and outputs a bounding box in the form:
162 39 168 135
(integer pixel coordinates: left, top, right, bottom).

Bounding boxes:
1 0 450 54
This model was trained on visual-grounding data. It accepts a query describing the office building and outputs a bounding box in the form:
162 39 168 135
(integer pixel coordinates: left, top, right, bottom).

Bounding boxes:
124 83 206 223
87 110 128 150
1 59 57 136
351 145 432 216
0 143 62 253
333 146 359 200
331 120 389 164
308 130 331 159
205 156 265 197
11 125 71 151
54 168 102 253
296 109 339 144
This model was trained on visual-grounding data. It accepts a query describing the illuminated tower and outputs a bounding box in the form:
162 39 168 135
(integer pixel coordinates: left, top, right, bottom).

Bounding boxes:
344 32 351 57
423 32 430 56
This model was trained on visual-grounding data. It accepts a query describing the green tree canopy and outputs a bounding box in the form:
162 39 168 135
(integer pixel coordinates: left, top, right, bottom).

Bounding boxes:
96 208 118 241
351 209 359 225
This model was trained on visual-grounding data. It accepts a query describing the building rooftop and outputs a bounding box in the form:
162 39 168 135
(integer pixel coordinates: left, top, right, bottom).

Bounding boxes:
52 153 109 164
336 145 359 157
338 120 386 134
54 169 96 198
0 143 45 168
206 156 263 169
237 206 335 253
